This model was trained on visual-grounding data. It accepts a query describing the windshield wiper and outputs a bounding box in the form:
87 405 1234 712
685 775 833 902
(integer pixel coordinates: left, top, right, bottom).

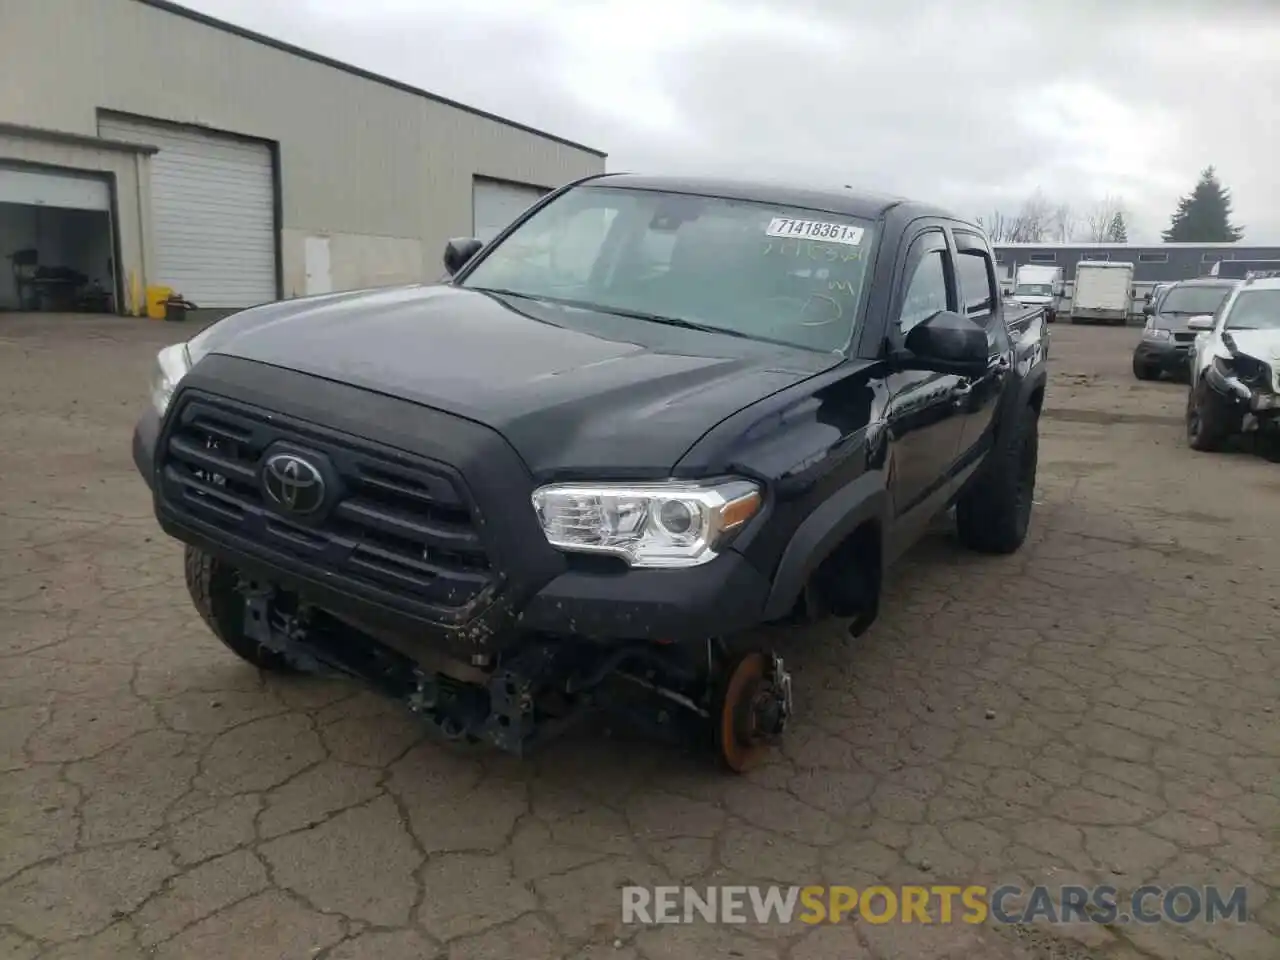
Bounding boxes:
590 305 752 338
467 286 547 304
514 294 753 338
468 288 754 339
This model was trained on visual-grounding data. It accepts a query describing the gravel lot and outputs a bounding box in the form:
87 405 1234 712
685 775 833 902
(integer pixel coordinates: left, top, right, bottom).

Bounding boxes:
1 314 1277 960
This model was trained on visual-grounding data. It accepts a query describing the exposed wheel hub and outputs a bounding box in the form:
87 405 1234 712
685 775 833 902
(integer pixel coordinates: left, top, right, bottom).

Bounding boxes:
716 651 792 772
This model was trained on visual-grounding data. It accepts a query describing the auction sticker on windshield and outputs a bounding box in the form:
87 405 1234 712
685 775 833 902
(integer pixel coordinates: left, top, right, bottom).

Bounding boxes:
766 218 864 246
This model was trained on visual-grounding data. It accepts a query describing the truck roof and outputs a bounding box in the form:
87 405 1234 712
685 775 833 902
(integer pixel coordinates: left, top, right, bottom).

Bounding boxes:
1076 260 1134 268
1169 277 1239 288
583 173 959 224
1243 274 1280 290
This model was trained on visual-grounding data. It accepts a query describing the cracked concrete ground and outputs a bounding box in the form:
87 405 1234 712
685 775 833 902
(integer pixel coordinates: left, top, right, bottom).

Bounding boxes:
1 314 1277 960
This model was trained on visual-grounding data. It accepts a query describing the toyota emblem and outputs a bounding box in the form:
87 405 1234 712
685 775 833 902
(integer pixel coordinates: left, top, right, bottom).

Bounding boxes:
262 453 326 514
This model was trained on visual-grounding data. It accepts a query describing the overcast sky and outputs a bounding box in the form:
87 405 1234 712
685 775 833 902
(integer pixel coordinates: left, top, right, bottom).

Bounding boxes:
182 0 1279 243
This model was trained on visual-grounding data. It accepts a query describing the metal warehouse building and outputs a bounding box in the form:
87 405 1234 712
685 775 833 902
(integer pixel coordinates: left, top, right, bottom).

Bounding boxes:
0 0 606 315
994 243 1280 286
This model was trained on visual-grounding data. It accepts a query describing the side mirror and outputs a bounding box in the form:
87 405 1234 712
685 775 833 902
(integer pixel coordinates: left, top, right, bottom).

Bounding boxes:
900 310 989 376
1052 283 1064 297
1142 302 1154 316
443 237 483 277
1186 315 1214 331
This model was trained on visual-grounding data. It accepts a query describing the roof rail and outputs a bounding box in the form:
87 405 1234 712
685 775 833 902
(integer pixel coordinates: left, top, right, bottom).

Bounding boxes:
1244 270 1280 283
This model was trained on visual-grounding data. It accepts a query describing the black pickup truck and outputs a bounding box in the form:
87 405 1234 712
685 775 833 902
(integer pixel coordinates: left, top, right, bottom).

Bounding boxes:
134 174 1048 771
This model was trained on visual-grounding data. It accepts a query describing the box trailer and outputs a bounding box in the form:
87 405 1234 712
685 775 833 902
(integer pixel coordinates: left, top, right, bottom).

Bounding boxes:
1070 261 1134 325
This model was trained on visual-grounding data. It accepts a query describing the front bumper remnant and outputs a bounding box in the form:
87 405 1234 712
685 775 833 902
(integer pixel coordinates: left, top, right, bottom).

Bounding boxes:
1204 366 1280 427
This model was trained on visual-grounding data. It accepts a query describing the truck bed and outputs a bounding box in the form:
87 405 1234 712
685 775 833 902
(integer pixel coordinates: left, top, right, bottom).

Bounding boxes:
1003 299 1050 362
1004 299 1044 333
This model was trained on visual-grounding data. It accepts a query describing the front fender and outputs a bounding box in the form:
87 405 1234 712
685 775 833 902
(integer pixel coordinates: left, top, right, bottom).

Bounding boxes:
1017 362 1048 411
761 470 890 621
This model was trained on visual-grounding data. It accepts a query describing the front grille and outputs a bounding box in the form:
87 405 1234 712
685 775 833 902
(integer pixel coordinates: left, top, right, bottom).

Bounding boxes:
1172 332 1196 343
159 394 494 611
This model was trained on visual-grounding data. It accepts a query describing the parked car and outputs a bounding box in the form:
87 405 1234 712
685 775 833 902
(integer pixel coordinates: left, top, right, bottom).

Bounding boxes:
1070 260 1134 325
1186 271 1280 451
1144 282 1174 311
132 174 1048 772
1133 278 1239 381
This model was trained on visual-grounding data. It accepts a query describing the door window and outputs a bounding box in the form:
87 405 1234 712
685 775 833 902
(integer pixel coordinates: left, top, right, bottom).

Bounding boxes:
956 250 996 324
898 248 950 334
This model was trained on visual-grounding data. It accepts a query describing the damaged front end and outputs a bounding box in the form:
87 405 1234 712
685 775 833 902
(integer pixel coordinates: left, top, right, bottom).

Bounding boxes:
1205 345 1280 432
235 572 791 762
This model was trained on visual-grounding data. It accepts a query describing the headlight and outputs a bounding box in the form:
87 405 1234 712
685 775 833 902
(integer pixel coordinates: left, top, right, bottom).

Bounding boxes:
531 480 763 568
149 328 213 416
150 343 191 416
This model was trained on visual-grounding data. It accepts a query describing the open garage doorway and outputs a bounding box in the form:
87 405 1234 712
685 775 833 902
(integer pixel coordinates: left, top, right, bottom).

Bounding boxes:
0 165 118 314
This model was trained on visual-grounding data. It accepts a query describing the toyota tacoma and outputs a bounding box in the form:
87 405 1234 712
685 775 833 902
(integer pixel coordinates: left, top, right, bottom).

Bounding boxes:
133 174 1048 771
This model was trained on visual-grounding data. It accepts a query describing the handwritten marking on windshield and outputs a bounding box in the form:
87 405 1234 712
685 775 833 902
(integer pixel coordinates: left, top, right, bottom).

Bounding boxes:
763 240 862 262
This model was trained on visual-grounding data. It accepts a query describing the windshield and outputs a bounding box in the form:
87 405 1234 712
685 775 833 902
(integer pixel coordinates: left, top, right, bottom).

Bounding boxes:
459 186 878 352
1224 289 1280 331
1014 283 1052 297
1157 285 1233 321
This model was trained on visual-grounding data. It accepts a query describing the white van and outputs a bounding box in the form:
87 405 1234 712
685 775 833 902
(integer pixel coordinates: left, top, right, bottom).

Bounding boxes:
1013 265 1064 322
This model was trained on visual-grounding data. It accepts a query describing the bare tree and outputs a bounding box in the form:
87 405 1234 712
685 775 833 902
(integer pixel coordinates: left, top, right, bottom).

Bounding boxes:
1051 203 1077 243
976 210 1011 242
1006 190 1053 243
1084 195 1129 242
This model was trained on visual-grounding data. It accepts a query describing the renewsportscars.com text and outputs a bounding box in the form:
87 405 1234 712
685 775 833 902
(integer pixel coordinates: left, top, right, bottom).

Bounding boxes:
622 884 1249 926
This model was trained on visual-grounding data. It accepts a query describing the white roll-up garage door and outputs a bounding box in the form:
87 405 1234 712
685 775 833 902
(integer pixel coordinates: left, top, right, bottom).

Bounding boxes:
0 166 111 211
98 116 276 309
473 179 547 244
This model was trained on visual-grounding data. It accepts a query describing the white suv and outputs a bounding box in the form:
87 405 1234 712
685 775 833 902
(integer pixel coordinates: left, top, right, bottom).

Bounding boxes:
1185 271 1280 451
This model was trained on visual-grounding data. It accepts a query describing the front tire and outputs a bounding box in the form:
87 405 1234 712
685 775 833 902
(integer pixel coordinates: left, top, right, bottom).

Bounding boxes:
184 546 298 673
956 406 1039 555
1185 379 1238 452
1132 357 1159 381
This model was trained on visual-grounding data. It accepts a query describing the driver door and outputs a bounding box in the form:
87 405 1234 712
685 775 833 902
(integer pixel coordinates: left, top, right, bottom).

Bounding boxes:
883 226 968 560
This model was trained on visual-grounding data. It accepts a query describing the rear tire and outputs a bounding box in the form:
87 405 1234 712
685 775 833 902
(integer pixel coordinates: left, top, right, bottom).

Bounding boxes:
956 406 1039 555
1185 379 1238 452
185 546 298 673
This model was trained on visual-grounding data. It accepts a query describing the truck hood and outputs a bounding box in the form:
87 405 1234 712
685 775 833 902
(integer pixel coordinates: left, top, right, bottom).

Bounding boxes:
1157 312 1216 335
1223 329 1280 364
191 284 841 478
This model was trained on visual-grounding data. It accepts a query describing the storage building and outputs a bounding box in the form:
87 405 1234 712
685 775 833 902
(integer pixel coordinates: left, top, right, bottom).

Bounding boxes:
994 242 1280 287
0 0 606 315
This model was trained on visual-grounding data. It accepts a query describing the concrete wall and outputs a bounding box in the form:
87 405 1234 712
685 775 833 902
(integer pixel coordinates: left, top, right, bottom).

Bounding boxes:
0 131 151 312
0 0 606 297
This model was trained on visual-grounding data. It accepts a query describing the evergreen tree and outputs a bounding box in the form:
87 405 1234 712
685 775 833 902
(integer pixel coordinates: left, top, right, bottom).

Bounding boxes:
1106 211 1128 243
1161 166 1244 242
